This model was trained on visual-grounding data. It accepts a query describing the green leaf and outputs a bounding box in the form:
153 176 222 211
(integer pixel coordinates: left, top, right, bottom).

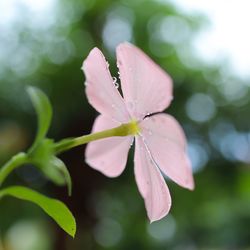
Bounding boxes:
0 186 76 237
30 139 72 195
50 157 72 196
27 86 52 151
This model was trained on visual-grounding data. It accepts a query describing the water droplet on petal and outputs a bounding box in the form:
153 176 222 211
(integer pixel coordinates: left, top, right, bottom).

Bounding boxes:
106 61 110 69
117 60 122 67
113 77 119 89
127 101 134 110
148 130 153 136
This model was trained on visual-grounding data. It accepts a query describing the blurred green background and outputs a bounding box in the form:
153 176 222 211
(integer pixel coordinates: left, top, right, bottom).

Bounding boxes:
1 0 250 249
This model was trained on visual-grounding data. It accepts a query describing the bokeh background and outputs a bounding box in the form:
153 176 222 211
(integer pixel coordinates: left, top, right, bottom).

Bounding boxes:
1 0 250 249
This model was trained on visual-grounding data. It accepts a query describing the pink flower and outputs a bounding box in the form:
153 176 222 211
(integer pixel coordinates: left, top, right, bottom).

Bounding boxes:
82 42 194 222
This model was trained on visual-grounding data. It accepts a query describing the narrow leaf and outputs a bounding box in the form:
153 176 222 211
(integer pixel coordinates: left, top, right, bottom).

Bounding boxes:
51 157 72 196
27 86 52 150
0 186 76 237
29 139 72 195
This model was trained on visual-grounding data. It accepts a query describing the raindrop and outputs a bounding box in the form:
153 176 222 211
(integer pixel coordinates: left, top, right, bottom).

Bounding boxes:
127 101 134 110
106 61 110 69
113 77 119 89
148 130 153 136
117 60 122 67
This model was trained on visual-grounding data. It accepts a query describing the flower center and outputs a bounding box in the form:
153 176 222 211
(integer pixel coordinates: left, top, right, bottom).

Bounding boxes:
127 119 140 135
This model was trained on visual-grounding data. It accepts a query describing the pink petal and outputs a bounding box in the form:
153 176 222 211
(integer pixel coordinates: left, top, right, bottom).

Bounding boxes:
85 115 133 177
140 113 194 190
82 47 130 123
134 136 172 222
116 42 173 120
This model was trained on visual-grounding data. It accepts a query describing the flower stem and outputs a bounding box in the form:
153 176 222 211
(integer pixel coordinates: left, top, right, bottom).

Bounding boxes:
0 120 139 186
0 152 28 187
54 120 139 154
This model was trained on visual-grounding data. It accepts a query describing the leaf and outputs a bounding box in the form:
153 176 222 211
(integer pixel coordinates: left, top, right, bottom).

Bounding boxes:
0 186 76 237
27 86 52 151
50 157 72 196
30 139 72 195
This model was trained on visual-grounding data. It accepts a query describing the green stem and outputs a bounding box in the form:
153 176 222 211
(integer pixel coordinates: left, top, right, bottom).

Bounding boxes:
0 120 139 187
0 152 28 187
54 120 139 154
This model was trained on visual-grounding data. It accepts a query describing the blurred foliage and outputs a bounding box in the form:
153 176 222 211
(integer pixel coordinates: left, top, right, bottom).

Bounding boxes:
0 0 250 249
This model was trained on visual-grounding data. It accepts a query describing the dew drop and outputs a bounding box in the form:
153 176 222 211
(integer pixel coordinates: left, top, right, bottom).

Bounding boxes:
113 77 119 89
148 130 153 136
106 61 110 69
127 101 134 110
117 60 122 67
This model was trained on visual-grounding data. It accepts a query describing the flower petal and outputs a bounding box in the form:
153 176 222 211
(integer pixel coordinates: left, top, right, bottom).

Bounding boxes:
116 42 173 120
140 113 194 190
134 136 172 222
82 47 130 123
85 115 133 177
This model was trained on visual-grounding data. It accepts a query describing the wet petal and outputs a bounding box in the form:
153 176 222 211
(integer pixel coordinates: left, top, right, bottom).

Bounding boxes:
85 115 133 177
134 136 171 222
82 47 130 123
116 42 173 120
140 113 194 190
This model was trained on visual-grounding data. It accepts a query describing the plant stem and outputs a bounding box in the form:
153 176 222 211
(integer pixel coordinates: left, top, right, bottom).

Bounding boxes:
54 120 139 154
0 152 28 187
0 120 139 187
